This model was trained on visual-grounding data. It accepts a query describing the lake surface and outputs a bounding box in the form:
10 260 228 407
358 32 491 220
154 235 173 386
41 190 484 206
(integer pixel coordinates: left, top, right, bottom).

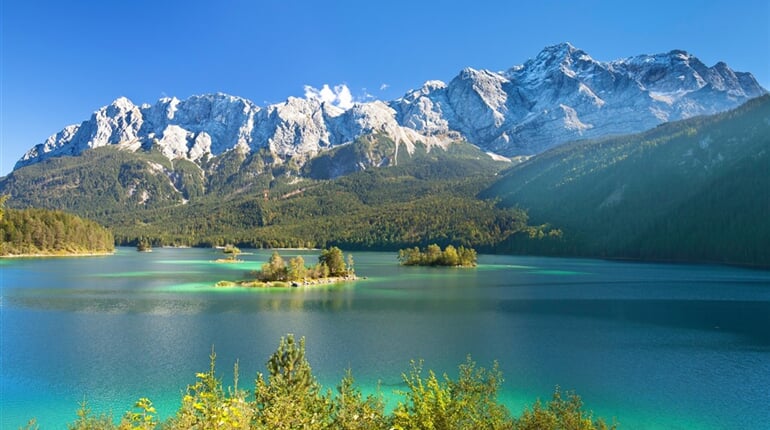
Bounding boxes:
1 248 769 429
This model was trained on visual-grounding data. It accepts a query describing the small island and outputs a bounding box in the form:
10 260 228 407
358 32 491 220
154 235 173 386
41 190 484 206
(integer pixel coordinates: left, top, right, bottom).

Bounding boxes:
136 237 153 252
217 246 357 288
214 244 243 263
398 244 477 267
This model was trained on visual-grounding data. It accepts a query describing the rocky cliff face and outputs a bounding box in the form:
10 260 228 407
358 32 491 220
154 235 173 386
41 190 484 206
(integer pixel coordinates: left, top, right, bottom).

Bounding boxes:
15 43 765 172
16 93 454 174
391 43 766 155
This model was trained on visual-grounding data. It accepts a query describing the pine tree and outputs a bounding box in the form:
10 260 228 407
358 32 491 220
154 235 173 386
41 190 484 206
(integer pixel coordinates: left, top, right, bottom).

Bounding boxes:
255 334 332 429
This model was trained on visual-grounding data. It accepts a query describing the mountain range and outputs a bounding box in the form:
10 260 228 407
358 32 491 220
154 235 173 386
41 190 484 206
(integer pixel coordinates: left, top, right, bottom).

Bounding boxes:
14 42 765 176
2 43 768 266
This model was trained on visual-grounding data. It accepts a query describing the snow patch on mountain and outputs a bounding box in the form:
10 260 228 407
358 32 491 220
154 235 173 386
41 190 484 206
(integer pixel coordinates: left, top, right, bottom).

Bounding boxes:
15 43 766 172
560 105 592 132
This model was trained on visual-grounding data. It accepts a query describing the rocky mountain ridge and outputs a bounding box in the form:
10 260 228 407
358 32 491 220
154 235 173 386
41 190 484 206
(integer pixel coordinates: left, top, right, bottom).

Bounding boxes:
15 42 766 172
391 43 766 154
18 94 451 171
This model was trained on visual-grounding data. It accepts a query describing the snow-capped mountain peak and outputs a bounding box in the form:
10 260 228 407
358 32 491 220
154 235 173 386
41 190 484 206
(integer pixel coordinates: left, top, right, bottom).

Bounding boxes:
15 43 766 172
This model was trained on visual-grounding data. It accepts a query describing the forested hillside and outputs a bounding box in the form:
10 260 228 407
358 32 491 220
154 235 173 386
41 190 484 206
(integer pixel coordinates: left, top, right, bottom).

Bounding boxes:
484 95 770 266
5 94 766 265
0 197 114 256
1 139 544 250
108 158 534 250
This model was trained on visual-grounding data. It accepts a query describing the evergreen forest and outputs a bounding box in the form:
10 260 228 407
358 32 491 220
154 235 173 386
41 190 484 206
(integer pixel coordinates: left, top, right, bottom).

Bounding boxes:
0 140 543 252
0 196 114 256
1 97 768 267
485 95 770 267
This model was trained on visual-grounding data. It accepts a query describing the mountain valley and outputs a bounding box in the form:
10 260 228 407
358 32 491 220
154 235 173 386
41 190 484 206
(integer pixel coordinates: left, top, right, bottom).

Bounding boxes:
1 43 767 266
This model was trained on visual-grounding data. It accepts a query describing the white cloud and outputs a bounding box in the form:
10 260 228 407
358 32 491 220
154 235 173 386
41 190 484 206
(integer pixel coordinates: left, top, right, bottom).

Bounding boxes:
335 85 353 109
379 83 389 91
304 83 355 109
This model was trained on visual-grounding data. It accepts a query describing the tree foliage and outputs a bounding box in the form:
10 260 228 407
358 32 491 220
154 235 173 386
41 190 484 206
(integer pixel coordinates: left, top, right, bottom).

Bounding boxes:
256 248 355 283
223 244 241 255
391 357 512 430
331 369 386 429
254 335 332 429
486 95 770 267
319 246 348 276
67 400 115 430
0 194 8 221
57 335 615 430
0 206 114 256
165 349 252 429
136 237 152 252
0 140 532 253
287 255 308 281
398 244 478 267
259 251 287 281
516 387 616 430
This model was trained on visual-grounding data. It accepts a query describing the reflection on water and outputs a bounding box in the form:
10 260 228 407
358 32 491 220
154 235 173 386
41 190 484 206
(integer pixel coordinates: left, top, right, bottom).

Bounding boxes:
2 248 770 429
6 284 359 314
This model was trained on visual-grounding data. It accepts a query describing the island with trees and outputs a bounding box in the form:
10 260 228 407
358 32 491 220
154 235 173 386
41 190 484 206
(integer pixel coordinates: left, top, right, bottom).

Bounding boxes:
215 244 243 263
136 237 153 252
398 244 478 267
0 195 114 257
216 246 357 288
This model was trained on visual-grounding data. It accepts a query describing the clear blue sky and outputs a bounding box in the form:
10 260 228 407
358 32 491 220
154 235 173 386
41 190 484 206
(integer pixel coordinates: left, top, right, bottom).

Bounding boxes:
2 0 768 176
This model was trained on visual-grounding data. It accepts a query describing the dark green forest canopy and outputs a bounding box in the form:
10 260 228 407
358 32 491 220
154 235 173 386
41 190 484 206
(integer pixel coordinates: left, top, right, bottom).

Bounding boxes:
0 139 538 251
3 97 767 266
105 169 531 250
485 95 770 267
0 204 114 256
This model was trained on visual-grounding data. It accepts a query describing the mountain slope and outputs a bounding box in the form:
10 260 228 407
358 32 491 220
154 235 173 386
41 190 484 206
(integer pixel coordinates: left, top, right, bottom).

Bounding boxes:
0 135 501 213
13 43 764 174
1 137 529 250
14 94 455 174
391 43 765 156
2 44 766 261
0 147 203 216
482 95 770 266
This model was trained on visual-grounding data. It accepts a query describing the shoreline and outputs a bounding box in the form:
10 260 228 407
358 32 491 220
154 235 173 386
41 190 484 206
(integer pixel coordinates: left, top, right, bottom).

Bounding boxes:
216 275 359 289
213 258 244 263
0 251 115 259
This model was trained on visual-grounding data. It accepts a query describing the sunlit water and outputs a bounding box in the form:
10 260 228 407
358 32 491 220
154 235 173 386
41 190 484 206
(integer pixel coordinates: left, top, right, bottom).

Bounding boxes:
1 248 769 429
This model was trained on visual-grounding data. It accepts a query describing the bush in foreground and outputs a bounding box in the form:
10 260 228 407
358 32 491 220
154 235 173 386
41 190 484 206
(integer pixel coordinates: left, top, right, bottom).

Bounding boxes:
60 335 615 430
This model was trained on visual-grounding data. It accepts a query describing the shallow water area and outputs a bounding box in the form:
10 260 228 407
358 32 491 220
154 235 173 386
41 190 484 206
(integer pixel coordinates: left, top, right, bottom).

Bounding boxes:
2 247 769 429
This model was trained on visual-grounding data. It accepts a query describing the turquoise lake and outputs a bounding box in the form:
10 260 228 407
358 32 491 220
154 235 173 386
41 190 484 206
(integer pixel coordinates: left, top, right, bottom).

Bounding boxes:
1 248 769 429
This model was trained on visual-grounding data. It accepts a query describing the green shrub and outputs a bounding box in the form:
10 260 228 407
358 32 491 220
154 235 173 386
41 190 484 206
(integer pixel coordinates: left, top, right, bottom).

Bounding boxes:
59 336 616 430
